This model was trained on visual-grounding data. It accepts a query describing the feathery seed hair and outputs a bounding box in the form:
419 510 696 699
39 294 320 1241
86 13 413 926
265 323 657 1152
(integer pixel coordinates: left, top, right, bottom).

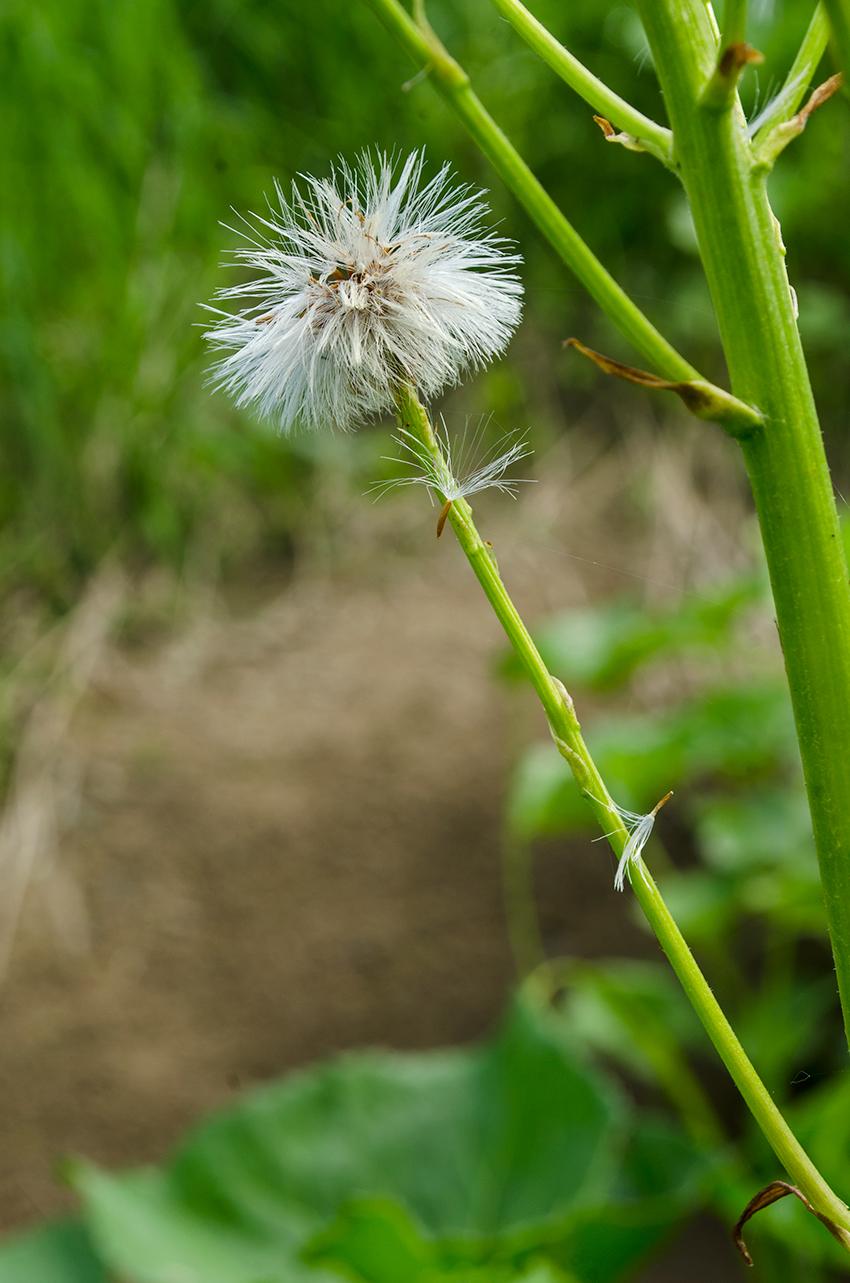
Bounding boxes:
205 152 523 433
370 415 534 503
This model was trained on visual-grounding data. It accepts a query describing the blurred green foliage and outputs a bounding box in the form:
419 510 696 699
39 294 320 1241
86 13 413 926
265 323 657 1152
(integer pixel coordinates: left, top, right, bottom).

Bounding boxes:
504 563 829 955
502 528 850 1276
3 0 850 612
0 987 714 1283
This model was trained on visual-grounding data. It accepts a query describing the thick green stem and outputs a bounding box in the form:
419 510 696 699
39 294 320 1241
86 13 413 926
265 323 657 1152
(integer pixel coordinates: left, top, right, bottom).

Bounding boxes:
487 0 673 163
635 0 850 1080
823 0 850 82
395 382 850 1238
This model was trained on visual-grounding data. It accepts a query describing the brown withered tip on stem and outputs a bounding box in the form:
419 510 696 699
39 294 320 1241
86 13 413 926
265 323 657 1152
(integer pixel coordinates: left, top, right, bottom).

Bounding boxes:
563 338 712 413
733 1181 849 1267
563 337 764 435
652 790 673 816
718 41 764 78
436 499 453 539
797 72 844 128
754 72 844 165
592 115 645 152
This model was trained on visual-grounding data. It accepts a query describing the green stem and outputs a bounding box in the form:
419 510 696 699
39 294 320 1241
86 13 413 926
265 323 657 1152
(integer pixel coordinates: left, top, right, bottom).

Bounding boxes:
823 0 850 82
636 0 850 1163
365 0 696 383
721 0 748 48
396 382 850 1239
751 3 830 147
486 0 673 163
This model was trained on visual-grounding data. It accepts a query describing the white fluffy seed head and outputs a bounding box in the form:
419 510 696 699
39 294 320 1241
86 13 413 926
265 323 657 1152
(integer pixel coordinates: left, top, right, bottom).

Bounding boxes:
204 151 523 433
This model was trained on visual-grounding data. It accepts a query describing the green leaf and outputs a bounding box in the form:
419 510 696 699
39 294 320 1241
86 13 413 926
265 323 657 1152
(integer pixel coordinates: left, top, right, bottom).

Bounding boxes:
562 960 707 1079
734 979 836 1095
304 1199 435 1283
69 991 709 1283
694 788 815 874
0 1219 105 1283
500 582 760 693
303 1199 581 1283
545 1116 715 1283
738 869 827 934
506 683 797 841
71 993 626 1283
71 1165 306 1283
675 686 796 779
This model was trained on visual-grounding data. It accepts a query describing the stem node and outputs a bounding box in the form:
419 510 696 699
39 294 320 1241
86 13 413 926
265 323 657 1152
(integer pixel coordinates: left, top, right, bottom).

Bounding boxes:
700 42 763 112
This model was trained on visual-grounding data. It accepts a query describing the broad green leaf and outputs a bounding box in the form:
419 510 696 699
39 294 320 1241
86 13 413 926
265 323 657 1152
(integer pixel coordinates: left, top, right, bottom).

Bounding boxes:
303 1199 582 1283
72 993 627 1283
545 1117 716 1283
306 1125 710 1283
304 1199 435 1283
71 991 711 1283
71 1165 311 1283
0 1219 105 1283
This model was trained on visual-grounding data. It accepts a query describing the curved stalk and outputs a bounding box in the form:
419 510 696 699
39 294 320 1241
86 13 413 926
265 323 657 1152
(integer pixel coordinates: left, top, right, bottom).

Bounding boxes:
634 0 850 1072
486 0 673 164
365 0 696 382
396 381 850 1240
750 4 830 145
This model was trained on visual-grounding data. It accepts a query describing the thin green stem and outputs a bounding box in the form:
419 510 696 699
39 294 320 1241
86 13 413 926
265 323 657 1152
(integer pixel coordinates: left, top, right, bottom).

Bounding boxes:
365 0 697 383
635 0 850 1184
396 381 850 1240
486 0 673 163
751 4 830 147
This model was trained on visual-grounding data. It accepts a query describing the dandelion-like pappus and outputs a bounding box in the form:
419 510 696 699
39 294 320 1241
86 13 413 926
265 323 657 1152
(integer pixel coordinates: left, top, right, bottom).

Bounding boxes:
205 151 523 433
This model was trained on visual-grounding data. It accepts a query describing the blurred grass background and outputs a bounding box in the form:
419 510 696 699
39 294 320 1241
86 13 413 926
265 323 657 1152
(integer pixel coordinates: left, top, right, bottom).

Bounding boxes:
3 0 850 625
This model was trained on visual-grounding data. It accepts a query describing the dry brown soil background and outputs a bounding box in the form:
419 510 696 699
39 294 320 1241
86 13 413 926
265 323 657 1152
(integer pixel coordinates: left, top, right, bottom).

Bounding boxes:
0 424 752 1278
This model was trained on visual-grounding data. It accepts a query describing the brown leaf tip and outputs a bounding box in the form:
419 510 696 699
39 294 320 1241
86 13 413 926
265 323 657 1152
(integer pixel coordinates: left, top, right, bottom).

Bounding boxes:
718 42 764 78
